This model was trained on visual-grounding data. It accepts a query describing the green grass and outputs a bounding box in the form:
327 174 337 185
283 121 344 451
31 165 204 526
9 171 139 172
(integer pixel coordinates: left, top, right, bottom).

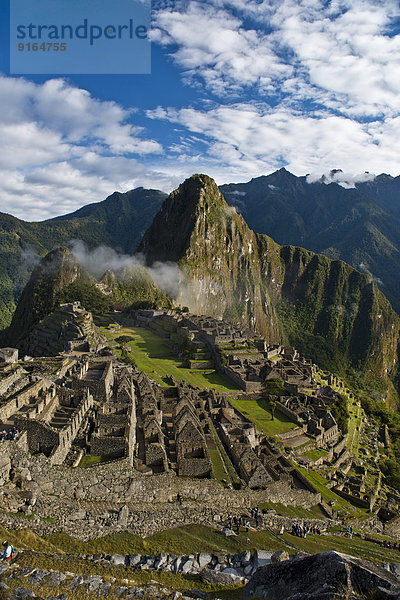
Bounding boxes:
302 448 329 461
209 446 230 484
258 502 326 519
292 464 368 519
78 454 108 468
99 324 239 392
227 396 297 435
208 421 241 488
45 524 291 556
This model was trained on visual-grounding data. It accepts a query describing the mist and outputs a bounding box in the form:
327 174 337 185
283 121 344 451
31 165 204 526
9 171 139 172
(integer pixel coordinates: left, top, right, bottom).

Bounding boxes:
67 240 184 298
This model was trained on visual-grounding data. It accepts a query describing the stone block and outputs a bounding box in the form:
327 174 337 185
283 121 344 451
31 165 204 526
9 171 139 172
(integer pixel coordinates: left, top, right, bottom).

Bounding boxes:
197 553 213 569
30 569 50 585
271 550 290 563
49 572 67 586
110 554 126 566
11 589 36 599
68 574 83 590
154 552 169 569
98 582 112 596
200 568 237 586
221 527 235 536
254 550 273 569
127 554 142 567
181 559 195 573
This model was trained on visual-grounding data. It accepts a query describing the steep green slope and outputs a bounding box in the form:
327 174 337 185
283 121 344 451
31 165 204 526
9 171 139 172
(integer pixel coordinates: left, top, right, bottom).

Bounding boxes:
138 174 281 340
220 170 400 314
4 248 172 350
0 188 166 331
4 247 92 348
138 174 400 384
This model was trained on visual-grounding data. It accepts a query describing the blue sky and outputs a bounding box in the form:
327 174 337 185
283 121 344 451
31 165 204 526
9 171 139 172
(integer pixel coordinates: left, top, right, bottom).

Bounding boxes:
1 0 400 220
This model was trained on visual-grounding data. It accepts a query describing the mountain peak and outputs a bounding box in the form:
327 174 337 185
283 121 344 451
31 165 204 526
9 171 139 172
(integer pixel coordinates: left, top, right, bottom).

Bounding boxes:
137 173 229 264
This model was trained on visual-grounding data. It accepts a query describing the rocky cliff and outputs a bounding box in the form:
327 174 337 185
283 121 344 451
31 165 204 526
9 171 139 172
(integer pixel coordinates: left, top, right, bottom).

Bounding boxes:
138 174 400 382
242 550 400 599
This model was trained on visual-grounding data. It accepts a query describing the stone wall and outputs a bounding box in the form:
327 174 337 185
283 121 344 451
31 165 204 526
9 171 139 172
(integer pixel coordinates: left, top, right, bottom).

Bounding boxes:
3 444 320 509
72 361 114 401
275 402 303 427
0 378 50 422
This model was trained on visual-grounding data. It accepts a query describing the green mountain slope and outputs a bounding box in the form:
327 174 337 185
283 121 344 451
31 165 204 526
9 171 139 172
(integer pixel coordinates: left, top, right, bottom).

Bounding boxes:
0 188 166 331
219 170 400 314
138 174 400 385
4 247 171 350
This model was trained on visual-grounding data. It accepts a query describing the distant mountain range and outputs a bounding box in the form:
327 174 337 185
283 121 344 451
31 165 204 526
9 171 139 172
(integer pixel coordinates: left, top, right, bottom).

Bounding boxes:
0 188 166 329
0 167 399 334
8 174 399 397
220 169 400 314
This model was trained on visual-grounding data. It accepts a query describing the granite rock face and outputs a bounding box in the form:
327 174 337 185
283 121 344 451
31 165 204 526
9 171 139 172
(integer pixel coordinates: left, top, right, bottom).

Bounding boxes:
242 551 400 600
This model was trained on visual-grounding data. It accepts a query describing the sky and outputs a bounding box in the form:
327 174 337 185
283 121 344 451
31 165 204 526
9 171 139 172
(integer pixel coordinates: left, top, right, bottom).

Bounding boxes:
1 0 400 220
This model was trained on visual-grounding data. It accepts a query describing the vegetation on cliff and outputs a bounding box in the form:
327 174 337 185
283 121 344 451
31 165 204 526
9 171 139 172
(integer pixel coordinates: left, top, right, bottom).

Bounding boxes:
0 188 166 330
138 174 400 392
4 248 171 350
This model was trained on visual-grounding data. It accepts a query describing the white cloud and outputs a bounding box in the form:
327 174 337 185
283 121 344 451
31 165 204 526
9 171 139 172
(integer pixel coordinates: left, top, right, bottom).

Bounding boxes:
153 0 400 118
152 1 292 94
306 169 376 188
0 75 166 220
0 76 162 154
147 103 400 181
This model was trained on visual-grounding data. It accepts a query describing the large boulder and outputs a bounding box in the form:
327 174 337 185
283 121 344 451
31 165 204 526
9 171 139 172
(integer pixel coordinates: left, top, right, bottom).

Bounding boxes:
242 551 400 600
201 568 237 586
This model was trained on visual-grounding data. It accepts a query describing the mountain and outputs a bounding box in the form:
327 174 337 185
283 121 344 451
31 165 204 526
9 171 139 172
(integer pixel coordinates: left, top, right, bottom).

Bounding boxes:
0 188 166 330
4 247 171 350
356 173 400 218
5 247 91 348
219 169 400 314
138 174 400 387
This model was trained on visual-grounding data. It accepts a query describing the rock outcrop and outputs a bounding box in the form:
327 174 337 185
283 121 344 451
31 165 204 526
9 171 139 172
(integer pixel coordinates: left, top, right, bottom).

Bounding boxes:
4 247 91 348
242 550 400 599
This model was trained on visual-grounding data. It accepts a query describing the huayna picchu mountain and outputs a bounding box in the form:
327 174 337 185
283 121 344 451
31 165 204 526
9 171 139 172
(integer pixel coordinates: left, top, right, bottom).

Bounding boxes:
138 174 400 386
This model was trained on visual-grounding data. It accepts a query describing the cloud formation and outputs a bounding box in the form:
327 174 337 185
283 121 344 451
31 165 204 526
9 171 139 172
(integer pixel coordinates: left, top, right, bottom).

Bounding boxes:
147 103 400 182
0 76 170 220
1 0 400 219
68 240 183 298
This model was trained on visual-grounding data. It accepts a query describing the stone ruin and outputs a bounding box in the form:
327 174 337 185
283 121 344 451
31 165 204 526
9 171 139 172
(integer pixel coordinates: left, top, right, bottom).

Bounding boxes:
134 309 316 395
0 355 136 466
0 346 318 499
277 393 340 450
25 302 107 357
0 347 18 364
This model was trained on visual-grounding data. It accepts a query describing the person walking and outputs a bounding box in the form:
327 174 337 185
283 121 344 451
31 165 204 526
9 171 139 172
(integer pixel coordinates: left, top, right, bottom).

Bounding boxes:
1 541 15 561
